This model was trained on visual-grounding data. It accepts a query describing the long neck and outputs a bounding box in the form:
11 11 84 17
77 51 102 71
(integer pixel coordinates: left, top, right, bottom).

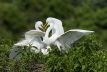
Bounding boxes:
45 26 52 39
35 25 40 30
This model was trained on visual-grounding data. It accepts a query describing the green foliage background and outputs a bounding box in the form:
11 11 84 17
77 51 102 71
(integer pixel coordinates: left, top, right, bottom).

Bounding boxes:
0 35 107 72
0 0 107 48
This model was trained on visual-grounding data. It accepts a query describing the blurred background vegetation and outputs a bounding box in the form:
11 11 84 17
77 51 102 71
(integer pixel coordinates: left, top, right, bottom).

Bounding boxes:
0 0 107 49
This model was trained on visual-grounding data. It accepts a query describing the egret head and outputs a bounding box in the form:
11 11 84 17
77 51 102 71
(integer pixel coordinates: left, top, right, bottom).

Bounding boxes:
46 17 55 27
35 21 43 29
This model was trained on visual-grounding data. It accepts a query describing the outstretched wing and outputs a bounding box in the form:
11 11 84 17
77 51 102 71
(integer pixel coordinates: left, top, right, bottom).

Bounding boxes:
9 30 45 59
25 30 45 42
9 39 29 59
9 45 22 59
56 29 94 48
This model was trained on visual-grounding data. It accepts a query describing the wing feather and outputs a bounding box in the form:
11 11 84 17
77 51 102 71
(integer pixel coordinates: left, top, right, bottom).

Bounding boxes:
56 29 94 48
25 30 45 42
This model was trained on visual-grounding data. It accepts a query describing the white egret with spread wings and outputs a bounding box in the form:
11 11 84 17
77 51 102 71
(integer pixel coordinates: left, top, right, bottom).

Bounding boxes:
9 17 94 59
43 17 94 52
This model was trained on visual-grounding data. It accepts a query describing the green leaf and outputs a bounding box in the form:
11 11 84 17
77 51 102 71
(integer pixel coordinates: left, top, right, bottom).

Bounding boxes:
82 65 85 71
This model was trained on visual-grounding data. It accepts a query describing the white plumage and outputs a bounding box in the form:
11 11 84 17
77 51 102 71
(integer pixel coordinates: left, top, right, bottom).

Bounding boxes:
9 17 95 59
44 17 94 52
9 21 45 59
55 29 94 51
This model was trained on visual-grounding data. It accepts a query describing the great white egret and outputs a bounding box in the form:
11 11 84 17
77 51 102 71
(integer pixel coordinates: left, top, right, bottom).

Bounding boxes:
44 17 94 52
9 21 45 59
9 17 95 59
